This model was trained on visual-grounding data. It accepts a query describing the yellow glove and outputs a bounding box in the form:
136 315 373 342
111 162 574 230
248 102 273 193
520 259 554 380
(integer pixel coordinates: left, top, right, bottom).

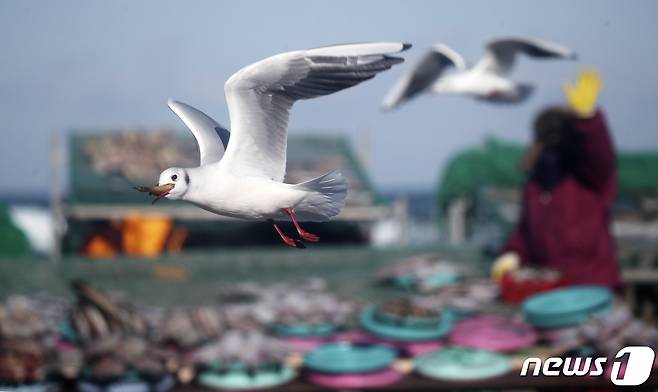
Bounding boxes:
491 251 520 282
563 68 603 117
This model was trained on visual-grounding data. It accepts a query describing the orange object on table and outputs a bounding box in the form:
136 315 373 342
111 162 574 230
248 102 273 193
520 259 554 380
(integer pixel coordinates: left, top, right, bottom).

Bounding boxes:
84 234 117 259
122 214 173 258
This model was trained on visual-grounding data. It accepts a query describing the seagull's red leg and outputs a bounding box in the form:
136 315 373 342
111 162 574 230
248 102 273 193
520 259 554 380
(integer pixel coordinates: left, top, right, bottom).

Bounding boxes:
283 208 320 242
269 220 305 248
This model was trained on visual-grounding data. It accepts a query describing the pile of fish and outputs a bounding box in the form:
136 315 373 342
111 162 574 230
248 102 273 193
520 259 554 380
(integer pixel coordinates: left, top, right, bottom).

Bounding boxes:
541 301 658 356
84 131 196 181
0 296 51 385
2 260 658 390
0 277 363 388
377 254 468 292
194 330 291 374
412 279 500 315
155 306 223 350
58 281 177 387
373 298 443 328
219 279 357 330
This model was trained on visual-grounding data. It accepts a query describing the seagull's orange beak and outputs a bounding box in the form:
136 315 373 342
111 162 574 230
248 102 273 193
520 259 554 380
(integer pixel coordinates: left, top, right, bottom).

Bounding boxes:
134 183 175 204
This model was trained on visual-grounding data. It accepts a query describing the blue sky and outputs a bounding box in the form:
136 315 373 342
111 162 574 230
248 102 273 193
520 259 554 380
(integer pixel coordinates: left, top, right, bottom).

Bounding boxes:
1 0 657 194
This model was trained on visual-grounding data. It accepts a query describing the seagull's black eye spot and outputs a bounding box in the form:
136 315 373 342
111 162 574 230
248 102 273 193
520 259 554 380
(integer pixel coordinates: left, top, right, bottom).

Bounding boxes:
171 174 178 181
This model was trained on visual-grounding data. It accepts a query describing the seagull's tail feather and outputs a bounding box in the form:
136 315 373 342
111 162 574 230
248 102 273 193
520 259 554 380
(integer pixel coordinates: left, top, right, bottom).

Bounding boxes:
293 170 347 222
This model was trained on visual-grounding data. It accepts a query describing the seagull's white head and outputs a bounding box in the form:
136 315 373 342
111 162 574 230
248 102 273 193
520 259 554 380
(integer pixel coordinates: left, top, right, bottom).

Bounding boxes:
134 167 189 204
157 167 189 200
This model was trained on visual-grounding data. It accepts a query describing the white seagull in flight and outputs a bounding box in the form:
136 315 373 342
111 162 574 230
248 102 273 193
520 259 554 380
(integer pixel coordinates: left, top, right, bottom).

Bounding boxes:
136 42 410 248
382 36 576 109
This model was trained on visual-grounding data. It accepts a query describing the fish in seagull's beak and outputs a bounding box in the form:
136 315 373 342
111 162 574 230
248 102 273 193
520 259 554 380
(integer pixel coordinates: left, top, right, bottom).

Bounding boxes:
134 183 175 204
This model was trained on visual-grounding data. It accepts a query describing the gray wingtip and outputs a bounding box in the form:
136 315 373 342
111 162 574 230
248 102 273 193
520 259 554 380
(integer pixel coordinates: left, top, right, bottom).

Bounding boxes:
387 56 405 65
402 43 412 51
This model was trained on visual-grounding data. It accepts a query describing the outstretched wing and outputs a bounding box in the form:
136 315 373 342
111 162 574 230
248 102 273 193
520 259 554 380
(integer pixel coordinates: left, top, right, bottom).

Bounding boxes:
168 99 230 165
221 42 410 182
475 36 577 75
382 44 466 110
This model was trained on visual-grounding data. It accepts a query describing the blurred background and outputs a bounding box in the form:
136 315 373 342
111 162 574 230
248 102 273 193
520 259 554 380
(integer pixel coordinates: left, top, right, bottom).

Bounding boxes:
2 0 658 282
1 0 658 389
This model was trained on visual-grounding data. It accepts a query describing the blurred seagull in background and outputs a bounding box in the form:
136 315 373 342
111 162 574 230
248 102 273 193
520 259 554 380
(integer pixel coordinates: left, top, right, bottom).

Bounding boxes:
136 42 410 247
382 36 576 109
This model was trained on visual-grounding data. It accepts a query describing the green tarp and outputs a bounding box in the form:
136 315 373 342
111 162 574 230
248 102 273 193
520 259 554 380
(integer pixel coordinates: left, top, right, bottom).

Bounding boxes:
437 138 525 206
438 137 658 205
0 204 31 257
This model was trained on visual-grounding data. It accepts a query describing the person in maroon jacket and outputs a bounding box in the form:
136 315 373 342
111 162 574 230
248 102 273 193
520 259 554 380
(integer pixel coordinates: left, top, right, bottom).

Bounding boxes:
496 70 622 288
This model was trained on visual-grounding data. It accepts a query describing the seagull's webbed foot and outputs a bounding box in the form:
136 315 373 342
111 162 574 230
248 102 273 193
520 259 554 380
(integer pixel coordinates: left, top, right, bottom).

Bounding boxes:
283 237 306 249
282 208 320 243
269 220 306 249
299 231 320 243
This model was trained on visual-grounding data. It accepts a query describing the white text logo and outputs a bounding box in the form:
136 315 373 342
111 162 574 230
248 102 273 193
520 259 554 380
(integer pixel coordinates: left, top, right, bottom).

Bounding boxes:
520 346 655 386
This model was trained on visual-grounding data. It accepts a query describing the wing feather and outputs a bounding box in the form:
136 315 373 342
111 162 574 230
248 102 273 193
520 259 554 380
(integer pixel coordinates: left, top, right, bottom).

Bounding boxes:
381 44 466 110
167 99 230 165
475 36 577 75
222 42 409 181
